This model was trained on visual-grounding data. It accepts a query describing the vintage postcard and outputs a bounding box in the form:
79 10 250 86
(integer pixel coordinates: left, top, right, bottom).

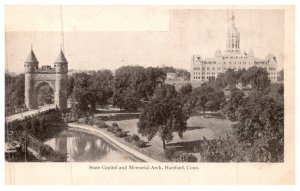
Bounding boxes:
4 5 295 184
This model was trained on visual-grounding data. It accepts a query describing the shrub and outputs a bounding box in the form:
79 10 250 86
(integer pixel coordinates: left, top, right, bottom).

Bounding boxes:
106 126 114 132
95 120 108 128
174 153 198 162
112 126 122 134
114 131 127 138
131 134 140 142
78 116 89 124
111 122 119 128
164 148 177 160
136 140 147 148
87 118 94 125
124 135 133 143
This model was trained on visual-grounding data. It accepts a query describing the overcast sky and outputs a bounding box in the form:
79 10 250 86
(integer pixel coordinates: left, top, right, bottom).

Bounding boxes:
5 6 284 74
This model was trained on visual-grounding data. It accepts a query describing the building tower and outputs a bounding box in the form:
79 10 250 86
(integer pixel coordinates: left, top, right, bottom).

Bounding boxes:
54 48 68 111
225 12 241 54
24 48 39 109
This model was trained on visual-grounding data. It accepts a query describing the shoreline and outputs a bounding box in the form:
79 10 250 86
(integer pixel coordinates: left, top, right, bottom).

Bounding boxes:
68 123 158 163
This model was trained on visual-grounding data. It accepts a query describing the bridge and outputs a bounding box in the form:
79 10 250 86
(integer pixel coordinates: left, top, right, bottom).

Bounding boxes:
5 104 68 162
6 130 67 162
5 104 55 123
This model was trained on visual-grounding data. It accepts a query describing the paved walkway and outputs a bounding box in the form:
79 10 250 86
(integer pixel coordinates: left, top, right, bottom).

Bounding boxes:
5 105 55 123
68 122 158 162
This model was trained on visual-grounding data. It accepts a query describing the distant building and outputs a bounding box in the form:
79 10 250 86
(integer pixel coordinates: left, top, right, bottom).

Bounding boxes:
191 12 278 83
166 72 178 81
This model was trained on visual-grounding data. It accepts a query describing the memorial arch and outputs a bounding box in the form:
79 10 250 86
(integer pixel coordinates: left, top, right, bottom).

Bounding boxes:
24 48 68 111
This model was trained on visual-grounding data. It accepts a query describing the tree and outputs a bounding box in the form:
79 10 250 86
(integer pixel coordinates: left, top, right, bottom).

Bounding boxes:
89 70 114 107
5 73 25 108
69 70 114 116
233 90 284 161
190 83 225 115
278 69 284 81
178 83 193 97
67 75 75 98
222 88 245 121
113 66 166 110
240 66 270 91
72 72 94 116
137 84 189 149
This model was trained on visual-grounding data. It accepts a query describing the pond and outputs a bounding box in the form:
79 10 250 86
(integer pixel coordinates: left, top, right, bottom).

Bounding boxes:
44 129 140 162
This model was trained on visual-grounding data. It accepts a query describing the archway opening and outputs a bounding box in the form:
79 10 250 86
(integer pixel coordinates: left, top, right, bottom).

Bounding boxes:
36 83 54 107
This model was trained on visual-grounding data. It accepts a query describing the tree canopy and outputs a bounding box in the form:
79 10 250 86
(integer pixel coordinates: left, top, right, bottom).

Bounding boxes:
137 84 189 149
112 66 166 110
190 83 225 115
5 73 25 108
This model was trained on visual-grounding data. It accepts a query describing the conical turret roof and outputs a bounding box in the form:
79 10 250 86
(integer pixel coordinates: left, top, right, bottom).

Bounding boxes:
54 49 68 64
25 49 39 63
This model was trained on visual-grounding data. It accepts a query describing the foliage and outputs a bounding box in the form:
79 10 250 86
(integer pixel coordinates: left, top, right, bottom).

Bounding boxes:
222 90 284 162
131 134 140 142
215 66 270 91
190 83 225 114
197 134 283 162
138 84 190 149
222 88 245 121
87 118 94 126
94 120 108 128
78 116 89 124
106 126 114 132
135 140 147 148
112 66 166 110
5 73 25 108
277 69 284 81
162 66 191 81
240 66 270 91
173 152 198 162
69 70 114 116
111 122 119 128
178 83 193 97
124 135 133 143
114 131 127 138
107 125 122 134
67 75 75 98
164 148 177 160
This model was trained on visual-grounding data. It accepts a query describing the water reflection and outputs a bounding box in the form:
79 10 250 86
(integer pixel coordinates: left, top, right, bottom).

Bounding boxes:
44 130 137 162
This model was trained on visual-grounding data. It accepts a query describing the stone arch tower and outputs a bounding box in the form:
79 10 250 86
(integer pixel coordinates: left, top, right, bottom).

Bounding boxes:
24 48 68 111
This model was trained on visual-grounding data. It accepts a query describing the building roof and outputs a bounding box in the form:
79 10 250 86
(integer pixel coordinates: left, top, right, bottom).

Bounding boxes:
25 49 39 63
54 49 68 64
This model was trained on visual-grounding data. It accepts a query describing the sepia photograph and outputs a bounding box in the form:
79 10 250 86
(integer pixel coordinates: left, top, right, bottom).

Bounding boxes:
4 4 295 184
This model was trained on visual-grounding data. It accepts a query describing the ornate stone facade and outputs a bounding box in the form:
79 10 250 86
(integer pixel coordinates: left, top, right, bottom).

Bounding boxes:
24 48 68 111
191 13 278 82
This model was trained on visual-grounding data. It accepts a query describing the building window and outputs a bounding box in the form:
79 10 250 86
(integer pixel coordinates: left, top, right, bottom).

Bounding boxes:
212 67 215 70
207 67 210 70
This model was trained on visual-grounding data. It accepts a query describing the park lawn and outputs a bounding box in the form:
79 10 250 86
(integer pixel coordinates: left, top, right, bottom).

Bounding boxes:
103 115 233 162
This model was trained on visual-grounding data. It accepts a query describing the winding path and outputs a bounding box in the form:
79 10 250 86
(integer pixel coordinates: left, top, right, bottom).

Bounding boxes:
68 123 158 162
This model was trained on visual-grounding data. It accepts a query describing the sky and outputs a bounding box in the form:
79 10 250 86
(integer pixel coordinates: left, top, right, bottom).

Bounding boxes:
5 6 284 74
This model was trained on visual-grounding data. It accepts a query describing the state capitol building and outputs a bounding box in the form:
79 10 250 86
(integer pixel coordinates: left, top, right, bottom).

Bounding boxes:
191 12 278 82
